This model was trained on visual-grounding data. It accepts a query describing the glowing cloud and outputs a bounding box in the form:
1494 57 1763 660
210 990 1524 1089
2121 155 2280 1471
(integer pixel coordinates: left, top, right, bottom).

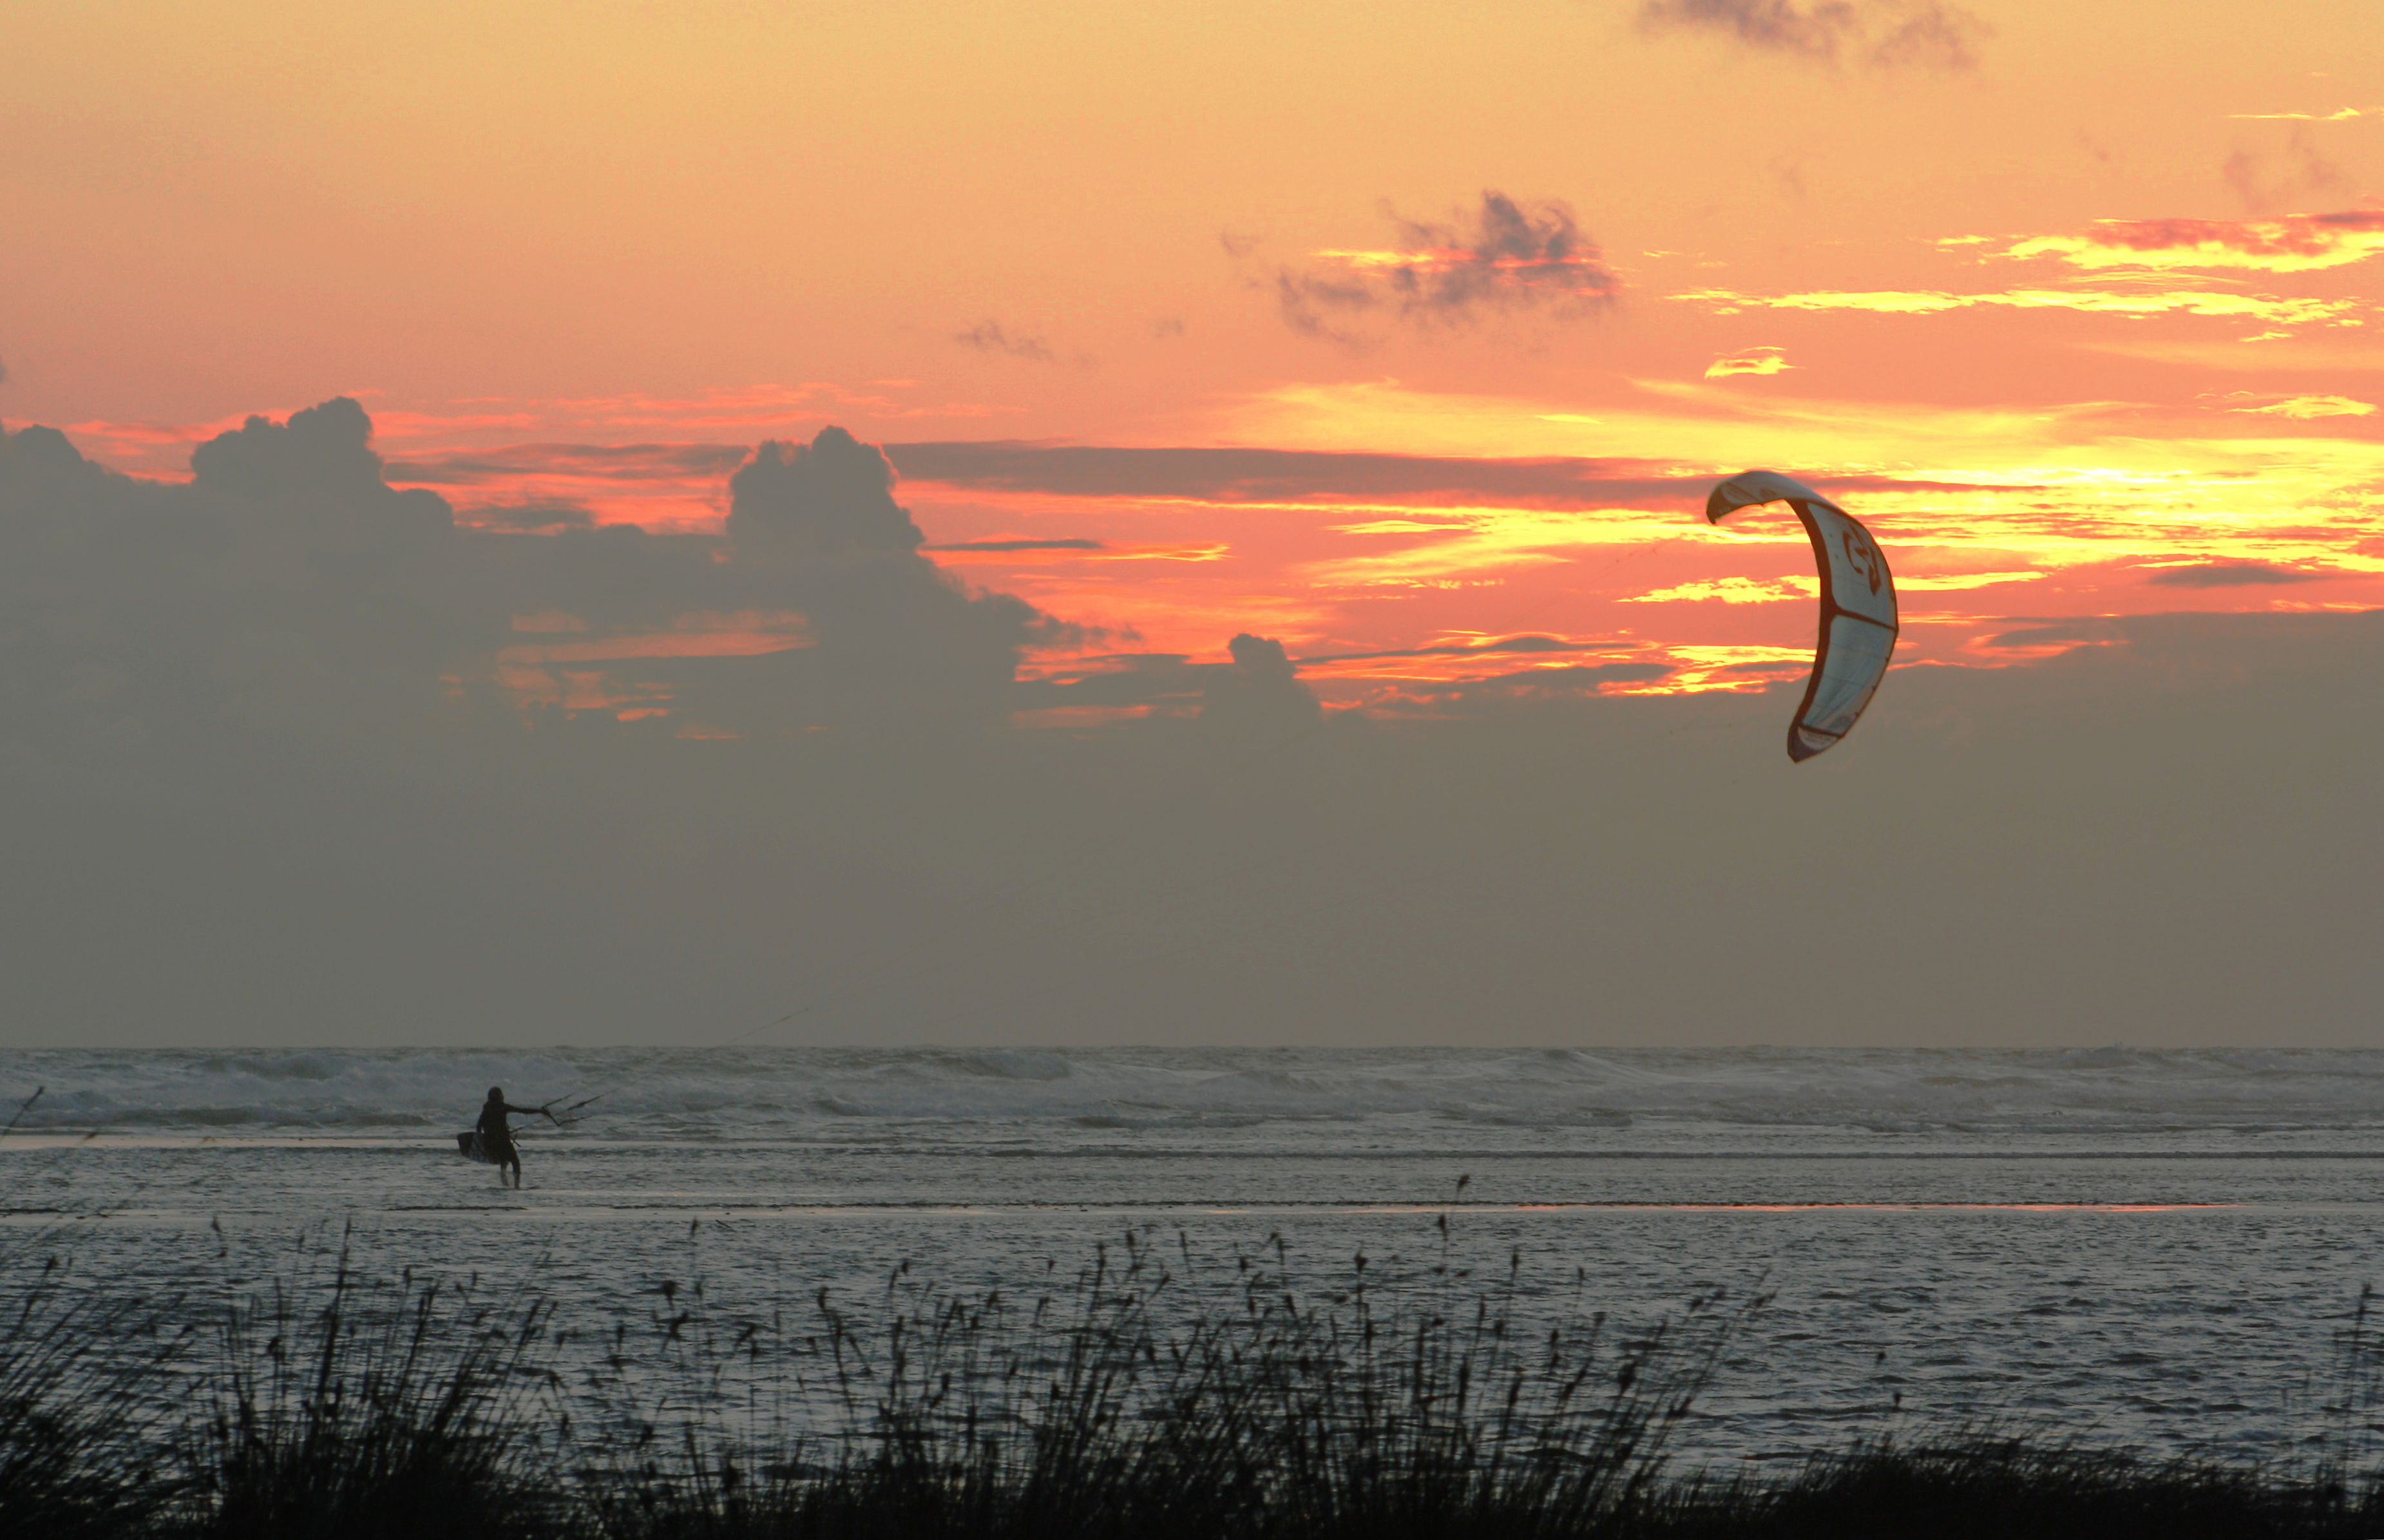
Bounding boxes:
1897 571 2045 591
1625 576 1815 604
2211 392 2378 419
1673 286 2364 327
1704 345 1795 378
1982 212 2384 274
2228 106 2384 120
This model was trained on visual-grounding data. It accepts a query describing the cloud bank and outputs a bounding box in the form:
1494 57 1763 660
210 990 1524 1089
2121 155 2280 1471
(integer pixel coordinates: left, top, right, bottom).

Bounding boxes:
885 441 1693 507
718 427 1072 734
1 404 2379 1049
2144 561 2329 588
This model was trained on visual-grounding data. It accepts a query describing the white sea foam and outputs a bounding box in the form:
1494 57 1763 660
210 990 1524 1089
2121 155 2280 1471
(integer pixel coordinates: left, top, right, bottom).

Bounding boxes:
5 1045 2384 1148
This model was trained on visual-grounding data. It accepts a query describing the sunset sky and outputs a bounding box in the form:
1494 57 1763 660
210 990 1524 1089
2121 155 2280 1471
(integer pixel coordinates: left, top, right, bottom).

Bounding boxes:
6 0 2378 709
2 0 2380 1045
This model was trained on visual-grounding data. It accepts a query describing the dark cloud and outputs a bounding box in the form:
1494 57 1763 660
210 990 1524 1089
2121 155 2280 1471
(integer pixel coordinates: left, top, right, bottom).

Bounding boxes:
386 442 747 488
953 321 1057 363
705 428 1080 734
458 500 598 532
892 441 1684 506
1400 661 1677 699
475 520 732 636
1013 652 1205 713
1200 634 1322 735
1273 192 1620 341
1 423 98 476
1012 638 1321 732
1636 0 1989 73
1276 268 1382 344
884 441 2014 511
1986 609 2370 652
729 428 928 560
1391 194 1617 312
1983 618 2121 650
0 408 499 828
1640 0 1852 58
1864 1 1988 70
1295 634 1630 666
193 399 430 509
2145 562 2331 588
1020 636 1666 725
924 538 1107 553
0 404 1092 752
0 404 1143 1040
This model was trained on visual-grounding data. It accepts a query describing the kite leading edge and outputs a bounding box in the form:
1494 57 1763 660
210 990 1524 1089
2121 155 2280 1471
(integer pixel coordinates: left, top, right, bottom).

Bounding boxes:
1704 470 1899 763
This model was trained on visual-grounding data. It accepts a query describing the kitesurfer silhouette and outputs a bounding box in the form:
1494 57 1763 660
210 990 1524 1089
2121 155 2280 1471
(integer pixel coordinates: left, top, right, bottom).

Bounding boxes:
475 1087 545 1188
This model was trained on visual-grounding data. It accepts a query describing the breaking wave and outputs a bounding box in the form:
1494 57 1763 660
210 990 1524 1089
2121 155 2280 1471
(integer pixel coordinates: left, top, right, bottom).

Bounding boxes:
4 1045 2384 1149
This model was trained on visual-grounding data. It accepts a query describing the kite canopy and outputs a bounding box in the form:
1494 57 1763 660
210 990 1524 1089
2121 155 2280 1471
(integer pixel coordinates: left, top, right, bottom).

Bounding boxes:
1704 471 1898 762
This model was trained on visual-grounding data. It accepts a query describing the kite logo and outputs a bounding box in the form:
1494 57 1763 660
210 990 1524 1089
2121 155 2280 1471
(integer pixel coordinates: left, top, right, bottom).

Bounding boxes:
1841 528 1885 594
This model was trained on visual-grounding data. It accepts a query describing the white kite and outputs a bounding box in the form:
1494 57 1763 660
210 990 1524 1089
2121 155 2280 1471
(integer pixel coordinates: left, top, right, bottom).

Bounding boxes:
1704 471 1899 762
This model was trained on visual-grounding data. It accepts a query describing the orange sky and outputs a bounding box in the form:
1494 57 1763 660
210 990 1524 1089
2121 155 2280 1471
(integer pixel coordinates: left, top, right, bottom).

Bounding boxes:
5 0 2381 722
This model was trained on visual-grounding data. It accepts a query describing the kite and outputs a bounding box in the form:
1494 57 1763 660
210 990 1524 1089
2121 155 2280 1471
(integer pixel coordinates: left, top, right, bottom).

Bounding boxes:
1705 470 1899 761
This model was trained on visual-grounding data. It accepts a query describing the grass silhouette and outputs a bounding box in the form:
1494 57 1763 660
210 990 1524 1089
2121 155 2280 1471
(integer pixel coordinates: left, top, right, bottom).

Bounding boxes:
2 1221 2380 1539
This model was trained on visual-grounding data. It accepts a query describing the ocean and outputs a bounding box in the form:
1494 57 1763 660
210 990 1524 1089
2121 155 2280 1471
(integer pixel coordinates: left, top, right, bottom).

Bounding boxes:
5 1044 2383 1467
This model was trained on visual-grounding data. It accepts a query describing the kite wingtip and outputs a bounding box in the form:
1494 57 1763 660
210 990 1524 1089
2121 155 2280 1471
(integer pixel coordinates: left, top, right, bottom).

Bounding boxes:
1705 469 1784 525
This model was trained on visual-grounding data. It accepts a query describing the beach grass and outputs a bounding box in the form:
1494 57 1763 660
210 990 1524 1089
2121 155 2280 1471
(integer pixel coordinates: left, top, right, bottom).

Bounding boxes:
3 1225 2381 1539
181 1250 566 1540
0 1256 186 1540
1643 1438 2363 1539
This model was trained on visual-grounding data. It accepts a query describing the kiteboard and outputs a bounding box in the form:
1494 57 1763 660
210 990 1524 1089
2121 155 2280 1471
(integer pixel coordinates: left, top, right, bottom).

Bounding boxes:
455 1130 497 1164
